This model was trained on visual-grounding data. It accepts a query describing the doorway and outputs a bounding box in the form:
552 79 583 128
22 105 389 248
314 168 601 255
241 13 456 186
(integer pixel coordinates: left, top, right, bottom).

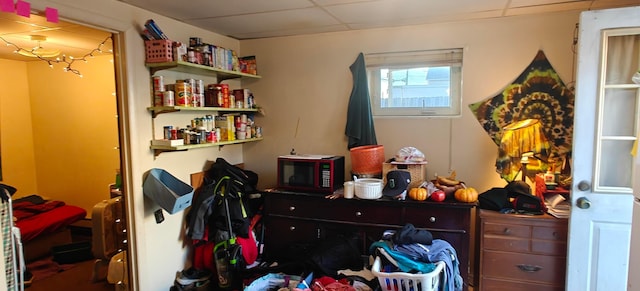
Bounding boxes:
0 11 130 290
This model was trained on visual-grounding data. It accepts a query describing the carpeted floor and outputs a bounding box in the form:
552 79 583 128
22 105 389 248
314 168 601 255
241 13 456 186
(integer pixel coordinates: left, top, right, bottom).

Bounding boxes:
25 258 113 291
26 257 76 282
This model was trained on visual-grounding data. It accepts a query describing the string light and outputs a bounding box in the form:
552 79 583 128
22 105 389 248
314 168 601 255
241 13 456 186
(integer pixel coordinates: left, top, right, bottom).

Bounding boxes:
0 35 112 77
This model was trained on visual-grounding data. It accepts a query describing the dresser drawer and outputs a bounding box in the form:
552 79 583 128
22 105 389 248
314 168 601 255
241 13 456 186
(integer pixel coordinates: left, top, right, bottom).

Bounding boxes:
481 277 564 291
482 250 566 285
263 217 321 261
483 235 529 252
531 239 567 255
404 206 468 230
332 205 401 225
533 226 567 241
265 216 321 242
266 196 332 217
267 195 401 225
483 222 530 238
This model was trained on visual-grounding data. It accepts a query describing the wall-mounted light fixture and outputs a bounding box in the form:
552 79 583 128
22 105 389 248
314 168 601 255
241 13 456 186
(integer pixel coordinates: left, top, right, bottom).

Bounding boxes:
16 35 61 58
0 35 111 77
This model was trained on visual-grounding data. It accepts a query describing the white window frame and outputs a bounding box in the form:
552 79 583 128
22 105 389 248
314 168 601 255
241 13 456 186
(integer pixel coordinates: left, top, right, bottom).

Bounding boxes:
365 48 463 117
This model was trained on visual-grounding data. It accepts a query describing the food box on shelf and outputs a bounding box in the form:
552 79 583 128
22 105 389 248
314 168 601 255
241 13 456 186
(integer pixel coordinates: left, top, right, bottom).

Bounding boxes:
151 139 184 147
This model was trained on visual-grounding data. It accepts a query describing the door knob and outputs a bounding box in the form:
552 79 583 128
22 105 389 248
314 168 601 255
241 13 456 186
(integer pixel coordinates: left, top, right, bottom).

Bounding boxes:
576 197 591 209
577 181 591 191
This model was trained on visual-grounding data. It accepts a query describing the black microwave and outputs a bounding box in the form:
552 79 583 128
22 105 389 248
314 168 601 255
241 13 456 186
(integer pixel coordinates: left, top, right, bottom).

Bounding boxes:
277 155 345 193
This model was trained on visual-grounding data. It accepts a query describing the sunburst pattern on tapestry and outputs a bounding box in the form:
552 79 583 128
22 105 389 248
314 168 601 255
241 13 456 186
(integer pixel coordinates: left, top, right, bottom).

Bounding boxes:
469 50 574 179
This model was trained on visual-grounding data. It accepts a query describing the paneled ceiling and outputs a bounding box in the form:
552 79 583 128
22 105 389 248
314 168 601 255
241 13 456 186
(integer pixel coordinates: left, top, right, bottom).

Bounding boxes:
117 0 640 39
0 0 638 62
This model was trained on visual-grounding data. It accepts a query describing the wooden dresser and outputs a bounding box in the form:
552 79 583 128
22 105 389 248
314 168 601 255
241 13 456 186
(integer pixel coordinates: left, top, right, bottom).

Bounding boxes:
477 209 568 291
262 189 476 288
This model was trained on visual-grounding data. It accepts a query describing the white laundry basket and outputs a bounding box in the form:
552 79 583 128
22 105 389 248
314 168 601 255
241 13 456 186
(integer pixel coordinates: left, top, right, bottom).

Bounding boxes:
371 256 445 291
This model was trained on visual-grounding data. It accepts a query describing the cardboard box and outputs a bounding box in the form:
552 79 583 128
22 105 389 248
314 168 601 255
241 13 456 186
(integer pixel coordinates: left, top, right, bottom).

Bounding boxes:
382 162 427 188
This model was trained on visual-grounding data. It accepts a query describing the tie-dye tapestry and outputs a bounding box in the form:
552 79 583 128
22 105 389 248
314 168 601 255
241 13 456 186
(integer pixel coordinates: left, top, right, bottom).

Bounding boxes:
469 50 574 180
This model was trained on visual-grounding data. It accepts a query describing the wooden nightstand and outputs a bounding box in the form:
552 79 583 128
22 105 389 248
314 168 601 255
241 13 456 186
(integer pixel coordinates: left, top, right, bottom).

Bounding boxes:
477 209 568 291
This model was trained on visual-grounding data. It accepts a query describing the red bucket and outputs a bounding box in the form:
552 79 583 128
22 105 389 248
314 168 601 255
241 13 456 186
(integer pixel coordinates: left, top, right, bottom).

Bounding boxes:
350 145 385 176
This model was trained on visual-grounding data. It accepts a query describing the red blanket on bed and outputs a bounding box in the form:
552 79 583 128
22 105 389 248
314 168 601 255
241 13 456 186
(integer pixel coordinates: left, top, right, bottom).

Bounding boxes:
14 200 87 242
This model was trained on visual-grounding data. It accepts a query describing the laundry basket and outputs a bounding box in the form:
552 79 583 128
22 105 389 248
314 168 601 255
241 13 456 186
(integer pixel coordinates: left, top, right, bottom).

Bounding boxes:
371 256 445 291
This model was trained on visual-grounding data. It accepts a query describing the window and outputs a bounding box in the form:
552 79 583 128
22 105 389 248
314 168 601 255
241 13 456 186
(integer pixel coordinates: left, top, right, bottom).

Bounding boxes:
366 48 463 117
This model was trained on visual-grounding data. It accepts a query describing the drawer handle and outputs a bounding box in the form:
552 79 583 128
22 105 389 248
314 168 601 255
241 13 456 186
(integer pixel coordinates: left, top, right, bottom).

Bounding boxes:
503 228 511 235
429 216 436 223
355 211 362 217
289 226 296 231
289 206 296 211
517 264 542 272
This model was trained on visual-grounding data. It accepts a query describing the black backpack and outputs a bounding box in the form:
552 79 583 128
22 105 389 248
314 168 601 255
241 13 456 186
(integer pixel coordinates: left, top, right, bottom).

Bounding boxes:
187 158 259 241
206 158 259 238
478 187 510 211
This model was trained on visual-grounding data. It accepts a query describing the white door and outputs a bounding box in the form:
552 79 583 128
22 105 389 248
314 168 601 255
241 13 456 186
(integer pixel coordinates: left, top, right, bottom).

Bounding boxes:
568 6 640 291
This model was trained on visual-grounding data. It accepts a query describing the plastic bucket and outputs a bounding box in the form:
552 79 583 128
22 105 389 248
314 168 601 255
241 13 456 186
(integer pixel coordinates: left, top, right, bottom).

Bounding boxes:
350 145 385 175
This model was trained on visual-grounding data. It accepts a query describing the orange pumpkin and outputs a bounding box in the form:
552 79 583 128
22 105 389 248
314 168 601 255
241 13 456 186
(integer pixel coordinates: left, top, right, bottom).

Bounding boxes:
454 186 478 203
409 187 428 201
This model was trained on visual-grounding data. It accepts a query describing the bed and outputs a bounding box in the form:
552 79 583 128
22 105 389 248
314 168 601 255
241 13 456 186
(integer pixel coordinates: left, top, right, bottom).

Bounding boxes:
12 195 87 262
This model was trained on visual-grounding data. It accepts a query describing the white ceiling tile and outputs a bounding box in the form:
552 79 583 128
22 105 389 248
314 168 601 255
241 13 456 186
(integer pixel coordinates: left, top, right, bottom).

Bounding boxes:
510 0 588 7
232 24 349 39
325 0 507 24
346 9 503 29
188 8 341 36
312 0 378 5
505 1 593 16
119 0 316 20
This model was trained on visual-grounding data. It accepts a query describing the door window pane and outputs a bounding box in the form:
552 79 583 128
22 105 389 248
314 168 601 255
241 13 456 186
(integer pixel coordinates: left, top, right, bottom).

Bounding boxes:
598 140 634 188
602 88 637 136
605 34 640 85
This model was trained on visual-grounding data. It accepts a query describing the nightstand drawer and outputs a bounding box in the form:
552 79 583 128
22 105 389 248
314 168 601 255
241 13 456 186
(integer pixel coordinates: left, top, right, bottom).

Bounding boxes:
482 250 566 285
531 239 567 255
533 226 567 241
483 222 530 238
483 235 529 252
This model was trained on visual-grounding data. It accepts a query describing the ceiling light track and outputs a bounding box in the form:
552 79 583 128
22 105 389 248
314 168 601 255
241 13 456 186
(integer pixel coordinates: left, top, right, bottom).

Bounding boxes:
0 35 112 77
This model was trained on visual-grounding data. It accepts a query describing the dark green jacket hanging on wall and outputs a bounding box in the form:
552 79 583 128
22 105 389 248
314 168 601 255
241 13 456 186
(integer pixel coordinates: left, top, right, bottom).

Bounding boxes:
345 52 377 149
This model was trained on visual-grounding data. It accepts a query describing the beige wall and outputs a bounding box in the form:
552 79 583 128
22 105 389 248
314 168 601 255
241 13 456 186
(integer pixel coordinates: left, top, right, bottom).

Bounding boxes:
26 54 119 214
241 12 579 193
0 59 38 195
0 55 117 216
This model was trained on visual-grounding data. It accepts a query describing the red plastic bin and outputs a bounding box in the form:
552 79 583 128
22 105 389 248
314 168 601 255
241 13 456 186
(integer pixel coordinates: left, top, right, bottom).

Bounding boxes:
145 39 173 63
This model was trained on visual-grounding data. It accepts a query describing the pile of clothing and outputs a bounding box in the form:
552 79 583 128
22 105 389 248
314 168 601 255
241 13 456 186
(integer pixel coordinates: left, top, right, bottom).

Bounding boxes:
245 272 373 291
369 223 463 291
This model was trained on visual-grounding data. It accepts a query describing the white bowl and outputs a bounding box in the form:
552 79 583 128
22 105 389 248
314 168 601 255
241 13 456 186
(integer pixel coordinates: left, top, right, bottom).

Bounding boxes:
354 178 383 199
